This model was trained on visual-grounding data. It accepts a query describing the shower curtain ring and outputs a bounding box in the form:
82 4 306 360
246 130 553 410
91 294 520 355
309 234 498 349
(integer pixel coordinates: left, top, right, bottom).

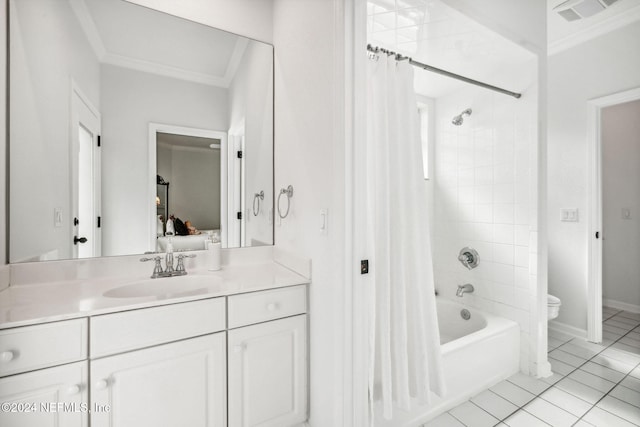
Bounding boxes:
277 185 294 219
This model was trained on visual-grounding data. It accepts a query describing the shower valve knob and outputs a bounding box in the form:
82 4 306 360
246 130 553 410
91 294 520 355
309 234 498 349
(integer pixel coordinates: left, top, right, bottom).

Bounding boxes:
458 247 479 270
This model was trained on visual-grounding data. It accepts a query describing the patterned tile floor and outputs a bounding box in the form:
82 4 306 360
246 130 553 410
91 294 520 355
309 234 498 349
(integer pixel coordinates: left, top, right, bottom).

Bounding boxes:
424 307 640 427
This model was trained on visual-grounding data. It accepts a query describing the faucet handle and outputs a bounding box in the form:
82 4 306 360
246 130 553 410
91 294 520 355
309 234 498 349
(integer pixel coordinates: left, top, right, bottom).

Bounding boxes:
140 256 163 278
175 254 196 274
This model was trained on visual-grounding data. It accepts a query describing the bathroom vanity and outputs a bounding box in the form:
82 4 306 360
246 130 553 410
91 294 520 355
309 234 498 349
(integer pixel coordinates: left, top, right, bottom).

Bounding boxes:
0 259 309 427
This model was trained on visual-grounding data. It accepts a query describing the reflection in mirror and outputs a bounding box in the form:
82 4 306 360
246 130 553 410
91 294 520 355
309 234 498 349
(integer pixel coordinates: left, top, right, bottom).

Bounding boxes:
9 0 274 263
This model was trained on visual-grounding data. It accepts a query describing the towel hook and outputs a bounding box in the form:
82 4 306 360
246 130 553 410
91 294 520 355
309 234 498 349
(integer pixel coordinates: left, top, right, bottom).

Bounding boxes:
277 185 294 219
253 191 264 216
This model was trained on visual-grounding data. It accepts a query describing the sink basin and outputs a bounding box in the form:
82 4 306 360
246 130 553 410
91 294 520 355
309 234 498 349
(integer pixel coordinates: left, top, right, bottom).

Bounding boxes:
103 275 219 299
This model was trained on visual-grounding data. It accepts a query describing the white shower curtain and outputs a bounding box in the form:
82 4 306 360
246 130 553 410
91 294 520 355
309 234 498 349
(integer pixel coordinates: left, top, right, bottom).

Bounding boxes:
365 53 445 420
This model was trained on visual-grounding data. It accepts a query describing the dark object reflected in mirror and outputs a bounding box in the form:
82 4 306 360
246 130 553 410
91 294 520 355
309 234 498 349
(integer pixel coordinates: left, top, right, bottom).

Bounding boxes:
9 0 274 263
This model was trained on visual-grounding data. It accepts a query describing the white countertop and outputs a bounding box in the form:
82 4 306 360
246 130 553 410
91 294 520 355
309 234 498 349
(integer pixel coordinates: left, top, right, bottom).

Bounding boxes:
0 262 309 329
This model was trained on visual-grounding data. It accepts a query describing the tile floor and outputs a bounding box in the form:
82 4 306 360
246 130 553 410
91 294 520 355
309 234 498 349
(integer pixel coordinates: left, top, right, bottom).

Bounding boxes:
424 307 640 427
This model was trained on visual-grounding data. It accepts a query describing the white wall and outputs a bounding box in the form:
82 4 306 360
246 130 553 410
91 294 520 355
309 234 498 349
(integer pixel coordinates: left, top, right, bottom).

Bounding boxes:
125 0 274 44
433 59 539 374
228 41 274 246
602 100 640 310
273 0 347 425
442 0 545 55
100 64 227 256
0 2 6 265
159 145 221 230
548 22 640 332
9 0 100 262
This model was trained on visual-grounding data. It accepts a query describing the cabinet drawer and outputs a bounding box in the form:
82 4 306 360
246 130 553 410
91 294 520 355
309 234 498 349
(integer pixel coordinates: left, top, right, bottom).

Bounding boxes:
0 319 87 377
90 297 225 358
228 286 306 328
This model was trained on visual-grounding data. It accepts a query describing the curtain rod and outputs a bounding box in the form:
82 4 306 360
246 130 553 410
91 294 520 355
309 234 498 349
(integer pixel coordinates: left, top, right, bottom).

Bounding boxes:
367 44 522 100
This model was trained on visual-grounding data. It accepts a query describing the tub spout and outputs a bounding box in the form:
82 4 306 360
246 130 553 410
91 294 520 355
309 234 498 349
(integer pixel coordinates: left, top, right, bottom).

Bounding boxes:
456 283 474 297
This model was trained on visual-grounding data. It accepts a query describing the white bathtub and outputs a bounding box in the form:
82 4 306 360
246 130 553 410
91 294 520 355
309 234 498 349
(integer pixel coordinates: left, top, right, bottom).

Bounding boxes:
375 298 520 426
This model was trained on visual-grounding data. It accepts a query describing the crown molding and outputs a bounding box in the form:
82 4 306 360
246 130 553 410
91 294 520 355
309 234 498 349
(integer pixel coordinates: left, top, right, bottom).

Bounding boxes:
102 53 228 88
68 0 106 60
69 0 228 88
224 38 249 85
549 4 640 55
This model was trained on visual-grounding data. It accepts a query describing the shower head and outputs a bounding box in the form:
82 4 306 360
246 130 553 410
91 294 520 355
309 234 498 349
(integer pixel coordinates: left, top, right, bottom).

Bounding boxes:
452 108 472 126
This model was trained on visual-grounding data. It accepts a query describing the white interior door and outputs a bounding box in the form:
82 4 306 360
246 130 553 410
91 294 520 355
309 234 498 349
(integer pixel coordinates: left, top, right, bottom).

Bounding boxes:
71 86 101 259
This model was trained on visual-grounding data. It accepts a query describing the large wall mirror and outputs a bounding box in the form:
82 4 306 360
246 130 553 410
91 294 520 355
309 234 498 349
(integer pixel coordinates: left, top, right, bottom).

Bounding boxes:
9 0 274 263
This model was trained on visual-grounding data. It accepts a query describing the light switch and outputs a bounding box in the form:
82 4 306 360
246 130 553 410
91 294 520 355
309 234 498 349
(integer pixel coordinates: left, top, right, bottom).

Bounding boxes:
561 208 579 222
54 207 63 227
319 209 328 235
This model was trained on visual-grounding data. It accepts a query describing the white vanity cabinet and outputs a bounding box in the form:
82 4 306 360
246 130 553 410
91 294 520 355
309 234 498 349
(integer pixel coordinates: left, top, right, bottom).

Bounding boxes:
0 361 89 427
89 297 227 427
227 286 308 427
90 333 226 427
0 318 89 427
0 282 308 427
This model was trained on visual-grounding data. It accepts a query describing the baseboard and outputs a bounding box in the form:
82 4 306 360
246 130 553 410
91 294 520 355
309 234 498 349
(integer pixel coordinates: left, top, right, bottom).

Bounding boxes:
548 319 587 340
603 298 640 314
0 265 8 292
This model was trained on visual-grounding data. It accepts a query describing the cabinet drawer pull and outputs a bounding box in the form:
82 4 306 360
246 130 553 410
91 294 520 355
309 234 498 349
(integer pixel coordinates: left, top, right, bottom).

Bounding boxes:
266 303 278 311
0 351 15 362
95 379 109 390
67 384 81 395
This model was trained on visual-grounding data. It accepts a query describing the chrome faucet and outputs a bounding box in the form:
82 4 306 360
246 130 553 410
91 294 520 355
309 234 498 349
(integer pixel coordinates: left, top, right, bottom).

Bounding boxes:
456 283 474 297
140 253 196 278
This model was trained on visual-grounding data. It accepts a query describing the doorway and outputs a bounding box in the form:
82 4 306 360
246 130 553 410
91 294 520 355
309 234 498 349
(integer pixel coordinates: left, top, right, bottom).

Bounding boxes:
70 85 101 259
148 124 231 250
587 87 640 342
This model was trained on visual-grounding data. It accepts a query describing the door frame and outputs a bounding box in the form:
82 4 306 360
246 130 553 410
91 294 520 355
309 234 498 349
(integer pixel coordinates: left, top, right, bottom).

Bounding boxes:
587 87 640 342
70 81 101 259
148 123 227 251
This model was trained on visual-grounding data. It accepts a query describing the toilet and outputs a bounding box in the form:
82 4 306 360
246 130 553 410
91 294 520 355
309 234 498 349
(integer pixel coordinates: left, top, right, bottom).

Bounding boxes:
548 294 561 320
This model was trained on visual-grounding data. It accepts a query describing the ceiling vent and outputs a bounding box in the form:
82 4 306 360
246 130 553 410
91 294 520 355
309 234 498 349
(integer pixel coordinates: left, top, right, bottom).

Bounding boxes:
553 0 621 21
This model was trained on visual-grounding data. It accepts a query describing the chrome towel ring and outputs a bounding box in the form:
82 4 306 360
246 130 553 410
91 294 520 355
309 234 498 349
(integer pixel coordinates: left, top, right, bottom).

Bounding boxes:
277 185 294 219
253 190 264 216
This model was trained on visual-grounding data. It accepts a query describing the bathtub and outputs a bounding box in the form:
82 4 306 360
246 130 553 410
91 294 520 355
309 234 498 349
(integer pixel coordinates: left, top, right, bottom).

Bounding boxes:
375 298 520 426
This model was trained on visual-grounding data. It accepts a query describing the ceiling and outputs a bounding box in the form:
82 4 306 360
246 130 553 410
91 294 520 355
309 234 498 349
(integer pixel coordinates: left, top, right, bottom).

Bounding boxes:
157 133 220 151
547 0 640 54
71 0 248 87
367 0 535 98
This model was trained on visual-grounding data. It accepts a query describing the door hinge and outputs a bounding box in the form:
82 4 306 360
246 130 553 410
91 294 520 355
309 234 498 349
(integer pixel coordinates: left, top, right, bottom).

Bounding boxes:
237 150 243 159
237 212 242 220
97 216 101 228
97 135 101 147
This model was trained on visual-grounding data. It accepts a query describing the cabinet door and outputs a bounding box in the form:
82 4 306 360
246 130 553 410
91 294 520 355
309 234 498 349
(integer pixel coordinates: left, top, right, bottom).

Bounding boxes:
228 315 307 427
0 361 88 427
91 332 226 427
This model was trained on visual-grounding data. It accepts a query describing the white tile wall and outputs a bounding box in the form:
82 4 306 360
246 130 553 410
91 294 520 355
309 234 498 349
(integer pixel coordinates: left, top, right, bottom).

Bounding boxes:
432 63 539 374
